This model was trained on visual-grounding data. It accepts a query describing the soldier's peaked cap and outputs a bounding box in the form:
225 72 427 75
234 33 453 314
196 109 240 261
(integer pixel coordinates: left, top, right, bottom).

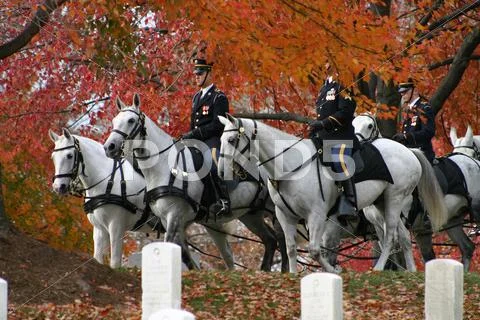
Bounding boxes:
398 78 415 93
193 58 213 74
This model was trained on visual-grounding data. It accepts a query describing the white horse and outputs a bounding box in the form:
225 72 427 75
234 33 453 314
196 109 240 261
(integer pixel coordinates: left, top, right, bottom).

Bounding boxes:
218 115 448 273
447 125 480 269
50 128 149 268
354 114 480 270
103 94 282 271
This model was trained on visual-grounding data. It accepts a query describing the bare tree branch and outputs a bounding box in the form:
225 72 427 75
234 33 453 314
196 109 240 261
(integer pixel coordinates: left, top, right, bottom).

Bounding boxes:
416 0 480 44
428 55 480 70
232 112 310 123
430 25 480 115
418 0 444 26
0 0 68 60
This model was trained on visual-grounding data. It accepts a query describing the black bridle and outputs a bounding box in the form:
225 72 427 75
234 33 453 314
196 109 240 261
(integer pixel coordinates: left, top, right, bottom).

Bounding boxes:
220 119 320 180
454 142 480 159
220 118 258 161
355 113 380 142
112 109 147 141
52 137 86 182
114 108 177 161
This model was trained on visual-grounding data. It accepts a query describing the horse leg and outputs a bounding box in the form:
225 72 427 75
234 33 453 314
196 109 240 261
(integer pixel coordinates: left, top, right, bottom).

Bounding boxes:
108 217 128 269
397 220 416 271
88 214 109 265
411 212 436 262
373 199 406 271
445 215 475 271
238 212 278 272
275 207 298 273
179 234 200 270
322 217 344 267
205 223 235 270
308 215 339 273
272 217 288 272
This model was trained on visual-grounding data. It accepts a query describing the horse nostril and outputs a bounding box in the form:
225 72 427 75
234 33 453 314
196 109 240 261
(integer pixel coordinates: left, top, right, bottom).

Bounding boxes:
108 143 116 151
60 184 67 192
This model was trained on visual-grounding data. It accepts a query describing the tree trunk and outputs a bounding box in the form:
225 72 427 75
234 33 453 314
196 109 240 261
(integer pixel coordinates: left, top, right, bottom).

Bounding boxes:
0 163 10 235
364 0 399 138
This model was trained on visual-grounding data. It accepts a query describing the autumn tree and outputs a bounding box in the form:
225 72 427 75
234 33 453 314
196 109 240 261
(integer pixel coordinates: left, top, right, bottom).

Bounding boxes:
0 0 478 252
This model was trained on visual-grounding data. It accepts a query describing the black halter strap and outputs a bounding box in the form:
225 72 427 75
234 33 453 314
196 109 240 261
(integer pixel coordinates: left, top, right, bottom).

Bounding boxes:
112 109 147 140
52 137 86 181
220 119 258 160
134 140 176 161
454 142 479 159
258 138 305 167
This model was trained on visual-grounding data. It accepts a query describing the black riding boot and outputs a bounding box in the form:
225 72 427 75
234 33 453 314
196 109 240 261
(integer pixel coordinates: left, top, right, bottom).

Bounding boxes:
337 178 357 225
209 175 230 217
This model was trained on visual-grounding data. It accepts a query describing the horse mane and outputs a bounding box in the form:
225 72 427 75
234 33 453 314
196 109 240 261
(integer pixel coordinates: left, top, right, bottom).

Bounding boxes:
239 118 306 142
74 135 105 154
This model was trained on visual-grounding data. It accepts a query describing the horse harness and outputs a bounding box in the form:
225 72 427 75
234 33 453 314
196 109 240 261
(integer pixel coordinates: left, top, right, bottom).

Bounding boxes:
454 141 480 159
52 136 148 231
116 109 267 223
220 119 326 219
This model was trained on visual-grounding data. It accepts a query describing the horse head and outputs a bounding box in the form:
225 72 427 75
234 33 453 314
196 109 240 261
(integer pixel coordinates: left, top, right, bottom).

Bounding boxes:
49 128 81 195
451 125 478 158
352 112 381 142
218 114 259 181
104 93 144 159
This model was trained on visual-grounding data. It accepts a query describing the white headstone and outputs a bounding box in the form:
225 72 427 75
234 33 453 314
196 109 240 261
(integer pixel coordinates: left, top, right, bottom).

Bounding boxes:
0 278 7 320
126 251 195 271
149 309 195 320
425 259 463 320
142 242 182 320
301 272 343 320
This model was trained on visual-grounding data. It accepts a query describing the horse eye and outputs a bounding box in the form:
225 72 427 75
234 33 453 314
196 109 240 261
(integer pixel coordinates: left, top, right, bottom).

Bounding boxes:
228 137 236 144
67 154 73 159
368 124 373 129
128 118 135 124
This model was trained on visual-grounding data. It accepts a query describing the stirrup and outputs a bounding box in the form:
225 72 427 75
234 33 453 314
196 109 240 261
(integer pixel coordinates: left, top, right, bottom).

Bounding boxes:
210 199 229 216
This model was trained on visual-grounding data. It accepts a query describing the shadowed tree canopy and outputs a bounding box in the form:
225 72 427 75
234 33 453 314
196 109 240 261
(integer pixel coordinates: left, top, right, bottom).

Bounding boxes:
0 0 478 245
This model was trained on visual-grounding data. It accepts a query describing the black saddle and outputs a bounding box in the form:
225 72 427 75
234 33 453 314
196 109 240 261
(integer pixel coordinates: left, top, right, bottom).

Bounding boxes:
433 156 468 197
353 142 394 184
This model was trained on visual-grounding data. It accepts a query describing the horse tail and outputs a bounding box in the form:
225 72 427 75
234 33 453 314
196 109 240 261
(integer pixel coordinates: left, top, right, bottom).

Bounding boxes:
410 148 448 232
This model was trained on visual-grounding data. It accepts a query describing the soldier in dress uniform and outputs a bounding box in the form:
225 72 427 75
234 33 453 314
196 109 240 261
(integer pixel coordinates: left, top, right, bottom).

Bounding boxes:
309 63 360 224
181 58 230 216
392 78 436 163
393 78 436 261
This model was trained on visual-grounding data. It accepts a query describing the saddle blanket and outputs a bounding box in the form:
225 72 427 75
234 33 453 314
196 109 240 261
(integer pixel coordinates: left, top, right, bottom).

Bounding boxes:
353 142 394 184
433 156 468 197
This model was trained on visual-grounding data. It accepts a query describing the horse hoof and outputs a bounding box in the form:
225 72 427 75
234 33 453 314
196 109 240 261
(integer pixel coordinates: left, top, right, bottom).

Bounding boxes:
334 265 343 274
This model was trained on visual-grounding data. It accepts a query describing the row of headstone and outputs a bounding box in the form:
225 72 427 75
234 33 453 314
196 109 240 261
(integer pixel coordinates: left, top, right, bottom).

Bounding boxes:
141 243 463 320
299 259 464 320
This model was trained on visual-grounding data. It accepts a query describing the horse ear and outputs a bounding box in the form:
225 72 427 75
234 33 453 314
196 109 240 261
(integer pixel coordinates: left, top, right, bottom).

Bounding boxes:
225 113 236 123
466 125 473 139
450 127 458 145
62 128 72 140
133 93 140 110
116 97 125 111
49 129 59 142
218 115 230 126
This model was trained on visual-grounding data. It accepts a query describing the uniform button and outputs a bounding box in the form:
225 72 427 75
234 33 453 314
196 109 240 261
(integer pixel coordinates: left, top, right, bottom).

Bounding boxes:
195 119 199 122
194 126 198 128
196 112 199 115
